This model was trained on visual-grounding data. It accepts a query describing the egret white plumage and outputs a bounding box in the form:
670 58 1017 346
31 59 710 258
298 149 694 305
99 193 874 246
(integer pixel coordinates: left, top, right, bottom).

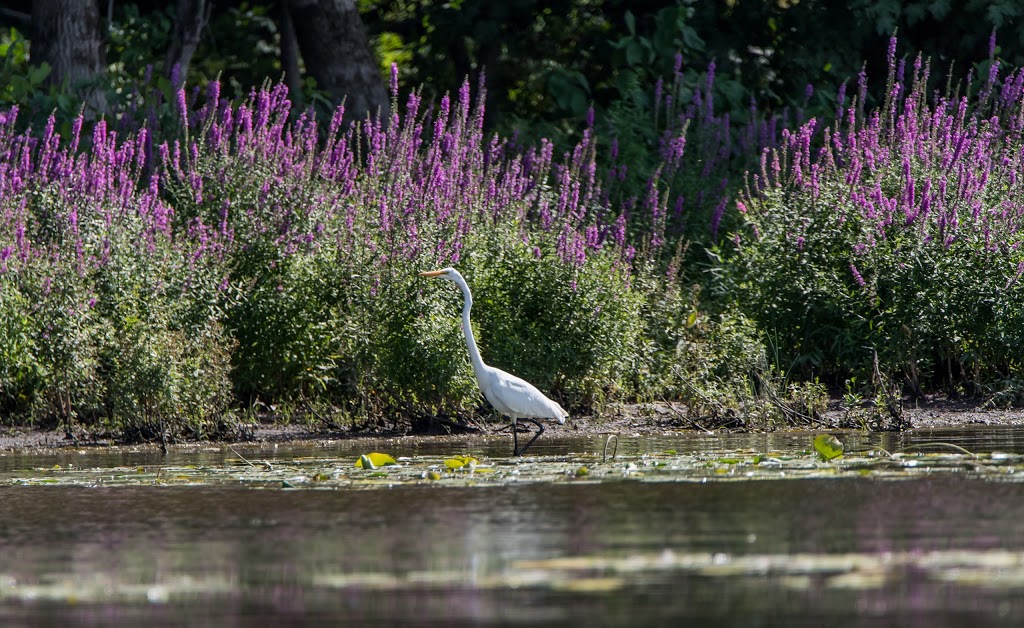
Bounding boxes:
419 267 567 456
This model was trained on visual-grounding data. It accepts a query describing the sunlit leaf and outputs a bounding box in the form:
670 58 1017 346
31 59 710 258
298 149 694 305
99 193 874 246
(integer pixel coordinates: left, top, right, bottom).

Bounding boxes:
444 455 478 469
355 452 398 469
814 434 844 461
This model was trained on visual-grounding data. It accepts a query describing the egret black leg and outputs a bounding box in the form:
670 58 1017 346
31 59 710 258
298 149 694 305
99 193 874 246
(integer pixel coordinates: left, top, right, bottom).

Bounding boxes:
512 418 545 457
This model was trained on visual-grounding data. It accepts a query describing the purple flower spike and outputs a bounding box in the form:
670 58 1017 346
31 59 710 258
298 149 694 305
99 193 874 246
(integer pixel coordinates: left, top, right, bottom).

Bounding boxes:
850 264 866 288
177 88 189 128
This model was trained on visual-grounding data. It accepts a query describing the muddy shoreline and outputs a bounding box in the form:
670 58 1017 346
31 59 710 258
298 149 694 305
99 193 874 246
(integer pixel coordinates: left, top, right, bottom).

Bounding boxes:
2 397 1023 453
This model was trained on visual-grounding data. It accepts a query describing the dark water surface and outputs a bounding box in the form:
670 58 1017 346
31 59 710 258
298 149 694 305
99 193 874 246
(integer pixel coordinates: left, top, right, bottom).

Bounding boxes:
2 428 1024 626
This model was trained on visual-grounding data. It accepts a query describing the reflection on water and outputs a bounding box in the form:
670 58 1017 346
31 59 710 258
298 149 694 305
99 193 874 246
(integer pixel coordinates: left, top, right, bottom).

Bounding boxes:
2 428 1024 625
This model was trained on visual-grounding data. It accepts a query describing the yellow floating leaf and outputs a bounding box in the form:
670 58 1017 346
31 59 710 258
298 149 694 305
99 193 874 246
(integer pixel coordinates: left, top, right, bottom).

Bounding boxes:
444 455 478 470
355 452 398 469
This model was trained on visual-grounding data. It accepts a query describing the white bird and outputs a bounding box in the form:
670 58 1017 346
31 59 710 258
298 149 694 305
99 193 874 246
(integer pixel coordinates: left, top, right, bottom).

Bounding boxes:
419 267 567 456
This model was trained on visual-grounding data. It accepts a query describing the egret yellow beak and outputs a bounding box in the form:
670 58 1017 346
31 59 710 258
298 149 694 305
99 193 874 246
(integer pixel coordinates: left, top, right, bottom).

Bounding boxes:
419 269 446 277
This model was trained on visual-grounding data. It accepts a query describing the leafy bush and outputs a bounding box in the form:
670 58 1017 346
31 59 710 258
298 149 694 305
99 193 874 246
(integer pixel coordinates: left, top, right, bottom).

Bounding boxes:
0 51 857 438
461 231 644 407
718 39 1024 393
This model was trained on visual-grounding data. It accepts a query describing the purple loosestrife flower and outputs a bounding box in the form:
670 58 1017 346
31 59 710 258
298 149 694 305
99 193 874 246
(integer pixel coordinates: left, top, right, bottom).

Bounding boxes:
705 61 716 110
177 88 189 129
710 197 727 239
207 79 221 112
612 212 627 247
850 264 866 288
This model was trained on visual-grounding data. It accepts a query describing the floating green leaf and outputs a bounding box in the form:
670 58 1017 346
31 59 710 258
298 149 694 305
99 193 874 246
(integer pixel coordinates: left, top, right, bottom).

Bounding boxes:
355 452 398 469
813 434 844 461
444 455 479 470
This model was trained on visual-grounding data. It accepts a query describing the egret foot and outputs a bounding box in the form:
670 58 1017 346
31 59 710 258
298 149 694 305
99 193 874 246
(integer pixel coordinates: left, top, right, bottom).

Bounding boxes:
512 418 545 457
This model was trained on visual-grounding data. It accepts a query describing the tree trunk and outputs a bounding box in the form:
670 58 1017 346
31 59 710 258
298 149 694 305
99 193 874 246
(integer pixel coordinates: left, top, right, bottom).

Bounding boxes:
164 0 212 88
275 0 304 102
289 0 388 124
31 0 107 114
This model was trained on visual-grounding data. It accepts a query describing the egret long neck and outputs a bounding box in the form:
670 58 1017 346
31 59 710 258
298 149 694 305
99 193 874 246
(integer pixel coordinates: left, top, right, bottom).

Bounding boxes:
455 278 487 374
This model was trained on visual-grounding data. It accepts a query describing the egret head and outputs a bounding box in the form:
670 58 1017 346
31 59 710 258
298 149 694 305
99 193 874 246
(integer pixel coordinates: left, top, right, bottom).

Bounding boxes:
418 267 461 283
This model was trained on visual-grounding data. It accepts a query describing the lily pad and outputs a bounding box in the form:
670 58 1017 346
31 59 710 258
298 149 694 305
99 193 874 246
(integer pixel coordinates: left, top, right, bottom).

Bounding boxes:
814 434 844 461
355 453 398 469
444 455 479 470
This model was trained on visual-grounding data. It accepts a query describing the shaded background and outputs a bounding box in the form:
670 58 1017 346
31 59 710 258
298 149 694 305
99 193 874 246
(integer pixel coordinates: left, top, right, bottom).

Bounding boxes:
2 0 1022 140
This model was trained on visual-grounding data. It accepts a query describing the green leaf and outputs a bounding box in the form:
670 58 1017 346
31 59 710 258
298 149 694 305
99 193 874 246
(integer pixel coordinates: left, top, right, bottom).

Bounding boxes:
625 40 644 66
444 455 478 469
355 452 398 469
813 434 844 461
624 10 636 36
29 63 50 85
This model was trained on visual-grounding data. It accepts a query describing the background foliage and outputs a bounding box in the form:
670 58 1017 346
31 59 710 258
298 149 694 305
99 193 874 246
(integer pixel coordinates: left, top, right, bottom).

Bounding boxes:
3 2 1024 441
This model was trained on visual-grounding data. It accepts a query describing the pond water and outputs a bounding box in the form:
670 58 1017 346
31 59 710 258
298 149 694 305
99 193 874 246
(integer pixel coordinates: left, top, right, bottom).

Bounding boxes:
2 427 1024 626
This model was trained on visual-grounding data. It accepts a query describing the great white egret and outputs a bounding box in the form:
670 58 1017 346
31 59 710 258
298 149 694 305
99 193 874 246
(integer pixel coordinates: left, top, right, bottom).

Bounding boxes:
419 267 567 456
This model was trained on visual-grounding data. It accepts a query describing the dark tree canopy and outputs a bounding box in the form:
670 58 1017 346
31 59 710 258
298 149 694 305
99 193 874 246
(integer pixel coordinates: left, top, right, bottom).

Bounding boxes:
0 0 1021 137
